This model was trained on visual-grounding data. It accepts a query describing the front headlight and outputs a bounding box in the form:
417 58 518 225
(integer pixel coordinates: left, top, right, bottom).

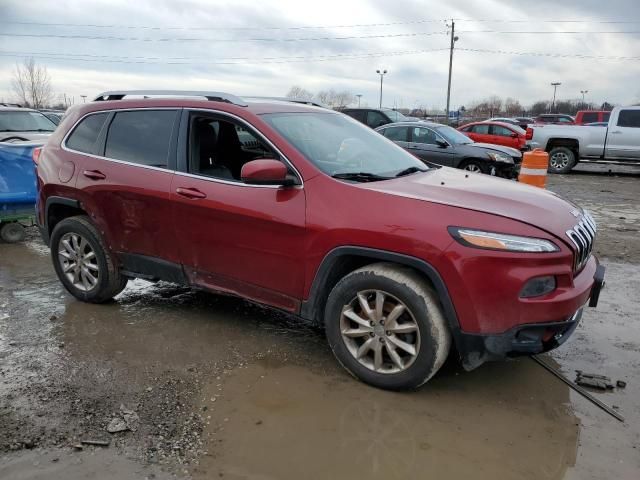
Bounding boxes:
486 152 514 164
449 227 559 252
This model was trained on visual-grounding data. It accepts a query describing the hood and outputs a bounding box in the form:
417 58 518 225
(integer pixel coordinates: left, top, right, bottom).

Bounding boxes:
360 167 583 240
465 142 522 158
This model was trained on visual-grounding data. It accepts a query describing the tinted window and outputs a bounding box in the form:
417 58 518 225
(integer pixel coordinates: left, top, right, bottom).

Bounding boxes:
492 125 513 136
189 114 276 181
366 111 388 128
66 113 108 154
581 112 598 123
472 124 490 134
105 110 177 167
602 112 611 122
617 110 640 128
558 117 573 123
343 110 366 123
382 126 409 141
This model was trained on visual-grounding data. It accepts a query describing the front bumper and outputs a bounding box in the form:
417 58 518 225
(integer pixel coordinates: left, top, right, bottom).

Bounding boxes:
456 264 605 370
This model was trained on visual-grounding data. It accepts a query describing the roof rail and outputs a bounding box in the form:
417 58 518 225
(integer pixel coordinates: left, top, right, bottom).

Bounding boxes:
244 96 327 109
93 90 247 107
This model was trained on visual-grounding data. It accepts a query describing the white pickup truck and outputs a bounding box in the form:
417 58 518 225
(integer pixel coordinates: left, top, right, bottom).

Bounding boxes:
531 106 640 173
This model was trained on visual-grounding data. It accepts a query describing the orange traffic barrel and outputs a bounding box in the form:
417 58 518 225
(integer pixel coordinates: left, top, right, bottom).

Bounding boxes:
518 148 549 188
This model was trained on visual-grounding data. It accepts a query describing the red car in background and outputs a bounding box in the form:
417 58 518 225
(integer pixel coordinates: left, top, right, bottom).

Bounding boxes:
574 110 611 125
458 121 527 150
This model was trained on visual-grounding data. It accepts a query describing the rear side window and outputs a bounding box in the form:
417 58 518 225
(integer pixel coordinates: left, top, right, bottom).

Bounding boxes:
366 110 388 128
65 113 108 154
104 110 177 167
602 112 611 122
472 124 490 134
581 112 598 123
343 110 366 123
382 126 409 141
617 110 640 128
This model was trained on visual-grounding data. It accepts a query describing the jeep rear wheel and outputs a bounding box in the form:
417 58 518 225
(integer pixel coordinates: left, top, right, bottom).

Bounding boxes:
325 263 451 390
50 215 128 303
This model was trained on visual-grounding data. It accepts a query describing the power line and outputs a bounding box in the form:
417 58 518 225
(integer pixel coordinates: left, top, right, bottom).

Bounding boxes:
456 47 640 61
0 48 451 65
4 18 640 31
0 31 447 42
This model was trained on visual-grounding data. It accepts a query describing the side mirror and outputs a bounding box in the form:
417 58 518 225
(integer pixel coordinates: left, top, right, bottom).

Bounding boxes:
435 139 449 148
241 159 294 186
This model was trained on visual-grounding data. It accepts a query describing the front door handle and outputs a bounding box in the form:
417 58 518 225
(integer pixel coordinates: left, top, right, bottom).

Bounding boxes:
83 169 106 180
176 187 207 199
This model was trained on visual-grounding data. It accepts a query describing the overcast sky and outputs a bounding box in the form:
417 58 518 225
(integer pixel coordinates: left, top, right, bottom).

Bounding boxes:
1 0 639 110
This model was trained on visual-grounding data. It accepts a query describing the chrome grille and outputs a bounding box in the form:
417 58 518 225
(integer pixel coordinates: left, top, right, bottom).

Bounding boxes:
566 211 597 272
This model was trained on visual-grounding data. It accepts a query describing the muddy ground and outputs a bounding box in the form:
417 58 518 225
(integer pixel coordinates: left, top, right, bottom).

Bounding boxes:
1 164 639 479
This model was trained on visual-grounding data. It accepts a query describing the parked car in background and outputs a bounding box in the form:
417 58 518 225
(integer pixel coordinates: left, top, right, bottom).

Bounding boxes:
40 110 65 126
574 110 611 125
531 105 640 173
458 121 527 151
376 121 521 177
534 114 575 125
35 90 604 390
487 117 520 127
342 107 418 129
513 116 535 129
0 106 57 142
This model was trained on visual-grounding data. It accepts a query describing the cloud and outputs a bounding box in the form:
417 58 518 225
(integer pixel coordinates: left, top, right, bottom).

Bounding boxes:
1 0 638 108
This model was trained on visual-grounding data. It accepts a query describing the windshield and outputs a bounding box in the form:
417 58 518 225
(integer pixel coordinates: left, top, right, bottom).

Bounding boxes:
434 125 473 145
384 110 407 122
261 112 427 177
0 111 56 132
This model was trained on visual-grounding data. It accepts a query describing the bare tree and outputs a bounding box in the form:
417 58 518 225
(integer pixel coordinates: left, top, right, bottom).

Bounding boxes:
11 58 53 108
285 85 313 100
504 97 523 116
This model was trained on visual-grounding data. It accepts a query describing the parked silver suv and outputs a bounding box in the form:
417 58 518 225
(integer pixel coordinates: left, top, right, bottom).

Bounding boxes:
0 106 57 143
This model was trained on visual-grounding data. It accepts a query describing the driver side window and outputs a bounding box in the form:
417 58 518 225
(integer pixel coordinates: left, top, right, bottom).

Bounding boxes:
412 127 438 145
188 114 276 181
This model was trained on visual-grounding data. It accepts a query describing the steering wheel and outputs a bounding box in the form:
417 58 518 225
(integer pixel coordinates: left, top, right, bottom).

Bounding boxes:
1 136 30 143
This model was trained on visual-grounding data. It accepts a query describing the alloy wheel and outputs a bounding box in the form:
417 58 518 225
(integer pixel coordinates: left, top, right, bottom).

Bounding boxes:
58 232 99 292
463 163 482 173
550 152 570 169
340 290 420 374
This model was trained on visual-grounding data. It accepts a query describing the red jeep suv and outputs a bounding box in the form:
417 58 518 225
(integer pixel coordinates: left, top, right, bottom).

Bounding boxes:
35 91 605 390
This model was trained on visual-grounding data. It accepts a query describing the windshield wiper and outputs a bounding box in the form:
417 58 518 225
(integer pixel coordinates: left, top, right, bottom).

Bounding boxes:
395 166 428 177
331 172 392 182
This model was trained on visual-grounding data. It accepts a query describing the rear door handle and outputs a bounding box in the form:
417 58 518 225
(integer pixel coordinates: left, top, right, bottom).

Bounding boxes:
609 130 622 134
83 169 106 180
176 187 207 199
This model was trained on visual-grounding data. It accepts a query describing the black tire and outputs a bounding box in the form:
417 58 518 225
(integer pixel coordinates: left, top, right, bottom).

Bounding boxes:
324 263 451 390
0 222 26 243
50 215 128 303
459 159 488 174
548 146 576 174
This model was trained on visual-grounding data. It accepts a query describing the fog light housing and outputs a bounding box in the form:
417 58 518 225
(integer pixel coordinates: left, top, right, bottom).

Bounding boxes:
520 276 556 298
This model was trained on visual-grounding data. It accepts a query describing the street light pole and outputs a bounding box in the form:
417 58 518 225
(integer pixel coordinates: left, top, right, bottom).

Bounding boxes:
580 89 588 107
445 19 459 125
376 70 387 108
356 94 362 107
80 95 87 103
550 82 561 113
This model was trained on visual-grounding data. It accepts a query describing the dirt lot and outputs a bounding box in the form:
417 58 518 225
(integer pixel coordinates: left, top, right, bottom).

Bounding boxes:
1 164 639 479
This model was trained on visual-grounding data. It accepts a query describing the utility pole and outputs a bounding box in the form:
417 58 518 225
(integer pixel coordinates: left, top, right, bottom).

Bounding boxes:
550 82 561 112
445 19 458 125
376 69 387 108
356 94 362 107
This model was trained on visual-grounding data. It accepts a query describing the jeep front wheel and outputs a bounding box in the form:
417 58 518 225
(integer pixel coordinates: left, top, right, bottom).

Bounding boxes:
324 263 451 390
50 215 128 303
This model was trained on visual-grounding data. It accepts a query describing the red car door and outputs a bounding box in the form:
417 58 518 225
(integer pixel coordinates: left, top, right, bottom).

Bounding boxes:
171 110 306 312
471 123 491 143
490 124 520 149
73 109 182 265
